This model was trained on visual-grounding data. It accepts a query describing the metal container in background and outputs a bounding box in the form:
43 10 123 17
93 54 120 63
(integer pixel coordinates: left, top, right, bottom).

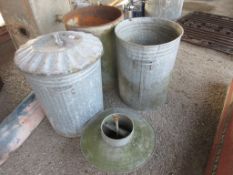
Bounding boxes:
145 0 184 20
63 5 124 89
115 17 183 110
14 31 104 137
0 0 71 48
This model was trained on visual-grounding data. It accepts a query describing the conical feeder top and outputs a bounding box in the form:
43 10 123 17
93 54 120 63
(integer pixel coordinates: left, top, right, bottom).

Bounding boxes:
80 108 155 173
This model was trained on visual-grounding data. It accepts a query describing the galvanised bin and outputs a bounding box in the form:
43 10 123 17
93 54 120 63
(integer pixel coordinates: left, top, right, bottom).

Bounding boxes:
115 17 183 110
145 0 184 20
63 5 123 89
14 31 104 137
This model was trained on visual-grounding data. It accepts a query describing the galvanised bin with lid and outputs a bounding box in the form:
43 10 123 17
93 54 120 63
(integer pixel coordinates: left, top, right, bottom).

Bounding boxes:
14 31 104 137
115 17 183 110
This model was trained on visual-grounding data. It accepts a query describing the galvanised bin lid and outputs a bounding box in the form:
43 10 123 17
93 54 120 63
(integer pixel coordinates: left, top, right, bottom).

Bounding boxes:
81 108 155 173
14 31 103 76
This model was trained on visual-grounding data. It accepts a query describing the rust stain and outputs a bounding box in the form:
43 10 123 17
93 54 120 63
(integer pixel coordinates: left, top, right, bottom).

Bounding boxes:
63 5 122 28
19 116 29 125
68 16 111 27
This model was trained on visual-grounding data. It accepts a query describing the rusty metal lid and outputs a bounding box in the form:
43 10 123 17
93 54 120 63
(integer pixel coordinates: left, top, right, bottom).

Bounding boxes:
14 31 103 75
80 108 155 173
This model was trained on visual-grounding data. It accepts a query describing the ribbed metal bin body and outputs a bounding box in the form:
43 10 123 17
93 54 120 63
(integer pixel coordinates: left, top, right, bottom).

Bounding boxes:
25 60 103 137
15 31 104 137
145 0 184 20
115 18 183 110
63 6 123 89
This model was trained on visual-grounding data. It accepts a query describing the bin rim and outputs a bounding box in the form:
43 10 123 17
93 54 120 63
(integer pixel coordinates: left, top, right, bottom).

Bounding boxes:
114 17 184 48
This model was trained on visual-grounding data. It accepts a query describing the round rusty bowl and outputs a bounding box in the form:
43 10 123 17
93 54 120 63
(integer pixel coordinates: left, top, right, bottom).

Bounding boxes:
63 5 123 29
63 5 124 90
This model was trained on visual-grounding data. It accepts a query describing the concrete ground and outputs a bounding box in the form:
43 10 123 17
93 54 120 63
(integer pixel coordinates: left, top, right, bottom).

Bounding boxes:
0 0 233 174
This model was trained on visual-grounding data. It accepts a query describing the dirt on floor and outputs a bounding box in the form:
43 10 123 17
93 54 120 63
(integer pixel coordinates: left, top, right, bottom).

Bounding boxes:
0 0 233 175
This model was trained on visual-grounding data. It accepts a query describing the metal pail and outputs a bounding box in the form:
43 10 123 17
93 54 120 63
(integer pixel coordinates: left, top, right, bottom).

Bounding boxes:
115 17 183 110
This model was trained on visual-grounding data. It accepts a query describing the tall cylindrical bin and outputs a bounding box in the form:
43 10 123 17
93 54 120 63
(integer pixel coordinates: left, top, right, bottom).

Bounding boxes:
115 17 183 110
63 5 124 89
14 31 104 137
145 0 184 20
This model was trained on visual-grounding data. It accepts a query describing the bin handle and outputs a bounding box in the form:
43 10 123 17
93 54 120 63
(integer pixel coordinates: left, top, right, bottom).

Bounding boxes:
53 33 64 47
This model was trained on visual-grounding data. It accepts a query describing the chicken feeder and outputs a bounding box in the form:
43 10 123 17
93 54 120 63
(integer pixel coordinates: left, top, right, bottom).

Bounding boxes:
14 31 104 138
63 5 124 89
115 17 183 110
145 0 184 20
81 108 155 172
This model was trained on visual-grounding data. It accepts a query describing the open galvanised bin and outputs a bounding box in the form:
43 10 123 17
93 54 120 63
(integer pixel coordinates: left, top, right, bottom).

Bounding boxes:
14 31 104 137
115 17 183 110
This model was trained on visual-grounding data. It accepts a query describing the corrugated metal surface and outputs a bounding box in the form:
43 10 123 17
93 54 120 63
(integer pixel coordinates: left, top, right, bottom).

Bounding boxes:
115 18 183 110
15 31 103 75
15 31 104 137
26 60 104 137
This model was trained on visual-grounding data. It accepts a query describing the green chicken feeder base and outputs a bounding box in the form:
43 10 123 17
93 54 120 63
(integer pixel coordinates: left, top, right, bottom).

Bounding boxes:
81 108 155 173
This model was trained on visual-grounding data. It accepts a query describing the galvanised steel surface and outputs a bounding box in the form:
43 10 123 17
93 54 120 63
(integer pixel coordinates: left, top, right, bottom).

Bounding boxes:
63 5 124 89
115 17 183 110
0 93 45 165
14 31 104 137
81 108 155 173
145 0 184 20
100 113 134 147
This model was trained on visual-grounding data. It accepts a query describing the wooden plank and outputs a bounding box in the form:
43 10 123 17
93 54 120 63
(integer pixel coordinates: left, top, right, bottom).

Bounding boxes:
204 80 233 175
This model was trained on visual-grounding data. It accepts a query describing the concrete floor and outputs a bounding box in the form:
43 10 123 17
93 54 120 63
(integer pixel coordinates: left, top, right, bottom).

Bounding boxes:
0 0 233 174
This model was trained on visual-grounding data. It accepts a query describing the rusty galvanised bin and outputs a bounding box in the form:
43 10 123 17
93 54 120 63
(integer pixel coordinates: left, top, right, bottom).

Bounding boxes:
145 0 184 20
14 31 104 137
115 17 183 110
63 5 123 89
